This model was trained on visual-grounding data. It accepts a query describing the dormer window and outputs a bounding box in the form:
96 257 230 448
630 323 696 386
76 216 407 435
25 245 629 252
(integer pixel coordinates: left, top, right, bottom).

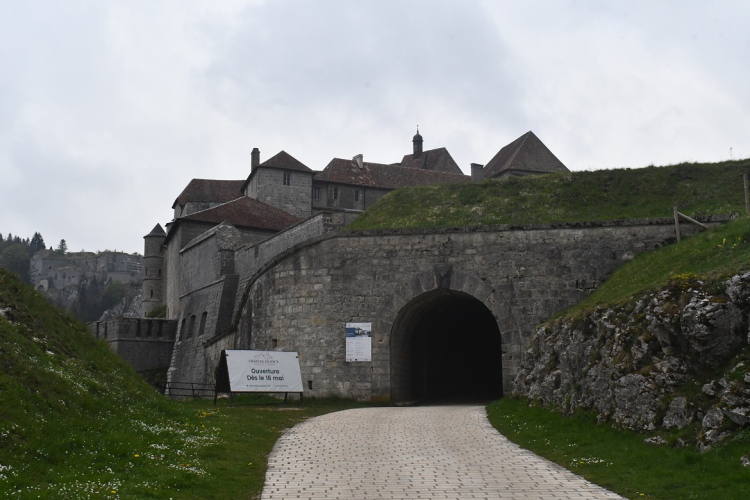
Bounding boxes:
283 172 291 186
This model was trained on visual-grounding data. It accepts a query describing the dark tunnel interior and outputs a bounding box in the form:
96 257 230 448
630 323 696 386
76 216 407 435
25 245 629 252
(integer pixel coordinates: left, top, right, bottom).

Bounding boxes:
391 290 504 404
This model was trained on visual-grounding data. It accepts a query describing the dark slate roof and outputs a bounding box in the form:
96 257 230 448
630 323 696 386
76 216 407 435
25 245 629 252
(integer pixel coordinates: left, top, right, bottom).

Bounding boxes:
181 197 300 231
258 150 312 172
314 158 469 189
398 147 463 174
173 179 245 208
144 223 166 238
483 131 569 179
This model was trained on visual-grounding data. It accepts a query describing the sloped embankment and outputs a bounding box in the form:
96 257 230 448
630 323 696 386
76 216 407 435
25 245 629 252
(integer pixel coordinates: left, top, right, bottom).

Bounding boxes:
514 218 750 449
0 268 217 497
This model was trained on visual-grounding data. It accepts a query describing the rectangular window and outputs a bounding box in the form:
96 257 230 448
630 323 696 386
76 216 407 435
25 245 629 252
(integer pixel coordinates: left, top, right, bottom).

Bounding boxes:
283 172 291 186
314 187 321 199
199 311 207 336
333 187 339 200
354 189 361 202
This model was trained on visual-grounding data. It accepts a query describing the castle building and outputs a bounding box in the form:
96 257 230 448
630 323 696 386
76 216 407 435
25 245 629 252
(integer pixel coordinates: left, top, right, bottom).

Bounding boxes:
143 129 569 320
130 130 569 389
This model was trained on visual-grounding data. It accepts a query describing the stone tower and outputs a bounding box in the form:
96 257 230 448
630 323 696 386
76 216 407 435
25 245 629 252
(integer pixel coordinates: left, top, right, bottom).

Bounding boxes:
413 127 423 158
142 223 166 317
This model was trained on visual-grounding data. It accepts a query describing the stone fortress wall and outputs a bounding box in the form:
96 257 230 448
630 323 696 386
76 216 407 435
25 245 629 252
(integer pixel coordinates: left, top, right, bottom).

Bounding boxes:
91 318 177 372
165 213 336 385
165 216 727 400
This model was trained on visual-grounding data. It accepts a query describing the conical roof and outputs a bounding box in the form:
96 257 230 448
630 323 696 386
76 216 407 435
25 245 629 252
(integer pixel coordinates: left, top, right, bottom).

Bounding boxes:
144 223 166 238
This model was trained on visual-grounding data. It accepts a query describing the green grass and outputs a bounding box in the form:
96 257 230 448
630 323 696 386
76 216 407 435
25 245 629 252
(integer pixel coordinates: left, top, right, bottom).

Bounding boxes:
0 268 365 498
563 216 750 317
349 159 750 230
487 397 750 500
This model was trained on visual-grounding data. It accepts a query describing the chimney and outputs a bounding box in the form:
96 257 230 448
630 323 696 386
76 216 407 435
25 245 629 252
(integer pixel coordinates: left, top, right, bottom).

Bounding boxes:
471 163 484 183
353 154 363 169
251 148 260 172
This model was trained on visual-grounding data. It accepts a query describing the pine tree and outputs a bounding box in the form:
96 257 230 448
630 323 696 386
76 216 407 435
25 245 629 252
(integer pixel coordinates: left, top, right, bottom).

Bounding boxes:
30 232 46 254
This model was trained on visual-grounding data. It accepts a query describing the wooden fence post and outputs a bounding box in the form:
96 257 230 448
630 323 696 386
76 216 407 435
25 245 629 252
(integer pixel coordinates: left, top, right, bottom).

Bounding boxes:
674 205 681 242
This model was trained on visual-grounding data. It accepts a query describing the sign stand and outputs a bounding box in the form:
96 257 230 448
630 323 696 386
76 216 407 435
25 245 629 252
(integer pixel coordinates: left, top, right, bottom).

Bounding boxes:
214 349 304 406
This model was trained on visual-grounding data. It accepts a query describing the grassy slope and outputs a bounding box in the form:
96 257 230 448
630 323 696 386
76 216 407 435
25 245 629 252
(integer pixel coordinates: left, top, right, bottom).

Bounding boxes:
0 269 362 498
487 398 750 500
349 159 750 230
567 215 750 315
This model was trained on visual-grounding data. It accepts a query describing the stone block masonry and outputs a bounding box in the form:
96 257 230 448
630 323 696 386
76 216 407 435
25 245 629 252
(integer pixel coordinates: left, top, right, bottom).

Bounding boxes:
167 215 728 401
90 318 177 372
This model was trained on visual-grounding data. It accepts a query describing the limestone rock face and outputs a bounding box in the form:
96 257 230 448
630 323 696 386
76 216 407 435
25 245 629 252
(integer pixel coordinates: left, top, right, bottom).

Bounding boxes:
514 272 750 446
663 397 693 430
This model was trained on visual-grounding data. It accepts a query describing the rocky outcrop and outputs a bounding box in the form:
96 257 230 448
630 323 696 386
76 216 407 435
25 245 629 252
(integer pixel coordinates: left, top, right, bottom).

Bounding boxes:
514 272 750 448
98 289 142 321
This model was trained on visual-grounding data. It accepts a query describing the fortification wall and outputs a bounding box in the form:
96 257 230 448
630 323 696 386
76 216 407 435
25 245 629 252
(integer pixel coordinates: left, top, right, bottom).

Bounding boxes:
90 318 176 372
171 218 725 400
165 214 333 385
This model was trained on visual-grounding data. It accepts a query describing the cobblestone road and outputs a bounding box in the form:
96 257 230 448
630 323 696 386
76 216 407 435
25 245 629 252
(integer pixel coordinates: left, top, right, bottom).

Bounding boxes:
261 405 624 499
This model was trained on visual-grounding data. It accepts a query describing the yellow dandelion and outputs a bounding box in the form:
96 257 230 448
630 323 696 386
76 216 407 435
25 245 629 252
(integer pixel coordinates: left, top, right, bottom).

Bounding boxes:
248 462 253 466
134 454 139 458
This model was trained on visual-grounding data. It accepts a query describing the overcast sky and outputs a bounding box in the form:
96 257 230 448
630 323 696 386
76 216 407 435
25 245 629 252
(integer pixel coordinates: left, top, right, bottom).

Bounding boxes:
1 0 748 254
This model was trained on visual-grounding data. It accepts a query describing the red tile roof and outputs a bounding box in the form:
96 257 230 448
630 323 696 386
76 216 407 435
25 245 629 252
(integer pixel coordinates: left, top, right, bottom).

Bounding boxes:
483 131 569 179
398 147 463 174
314 158 469 189
173 179 245 208
181 197 300 231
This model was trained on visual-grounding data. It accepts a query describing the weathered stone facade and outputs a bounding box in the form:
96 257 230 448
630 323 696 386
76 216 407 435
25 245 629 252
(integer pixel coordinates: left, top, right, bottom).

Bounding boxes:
31 250 143 292
165 217 725 401
90 318 177 372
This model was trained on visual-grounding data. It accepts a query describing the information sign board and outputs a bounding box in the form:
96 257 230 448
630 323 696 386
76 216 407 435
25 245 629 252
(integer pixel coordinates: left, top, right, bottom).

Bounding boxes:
221 350 303 393
345 322 372 362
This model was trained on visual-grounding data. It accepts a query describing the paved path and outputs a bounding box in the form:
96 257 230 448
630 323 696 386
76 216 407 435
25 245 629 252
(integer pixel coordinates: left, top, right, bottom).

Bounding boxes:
262 406 624 499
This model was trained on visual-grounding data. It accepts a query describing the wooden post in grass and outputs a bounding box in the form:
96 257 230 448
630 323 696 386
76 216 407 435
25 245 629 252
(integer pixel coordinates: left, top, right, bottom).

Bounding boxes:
744 174 749 215
674 205 681 242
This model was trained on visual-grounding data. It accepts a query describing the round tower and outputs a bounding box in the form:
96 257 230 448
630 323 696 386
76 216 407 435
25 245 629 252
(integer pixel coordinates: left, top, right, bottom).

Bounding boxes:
412 126 423 158
142 223 166 317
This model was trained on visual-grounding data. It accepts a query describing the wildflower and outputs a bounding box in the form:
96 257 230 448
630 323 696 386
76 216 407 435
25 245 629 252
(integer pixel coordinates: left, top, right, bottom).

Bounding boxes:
134 454 139 458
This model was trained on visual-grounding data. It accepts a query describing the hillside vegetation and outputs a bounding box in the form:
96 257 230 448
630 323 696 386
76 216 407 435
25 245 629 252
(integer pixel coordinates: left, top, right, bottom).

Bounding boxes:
568 215 750 315
0 268 365 498
349 159 750 230
0 268 210 497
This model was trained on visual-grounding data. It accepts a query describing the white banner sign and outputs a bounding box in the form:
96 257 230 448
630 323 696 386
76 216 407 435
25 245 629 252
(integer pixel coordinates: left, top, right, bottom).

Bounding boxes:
346 322 372 362
225 350 303 393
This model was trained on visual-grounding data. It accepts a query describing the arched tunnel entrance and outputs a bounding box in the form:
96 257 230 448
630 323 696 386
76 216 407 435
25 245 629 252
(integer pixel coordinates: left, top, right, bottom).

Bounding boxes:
390 289 503 404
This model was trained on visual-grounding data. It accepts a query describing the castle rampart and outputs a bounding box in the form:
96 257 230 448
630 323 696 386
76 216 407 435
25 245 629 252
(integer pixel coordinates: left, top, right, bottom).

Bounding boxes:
164 216 728 401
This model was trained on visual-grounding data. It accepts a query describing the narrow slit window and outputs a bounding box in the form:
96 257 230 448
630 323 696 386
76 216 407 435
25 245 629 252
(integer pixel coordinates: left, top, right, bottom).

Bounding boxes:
283 172 291 186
